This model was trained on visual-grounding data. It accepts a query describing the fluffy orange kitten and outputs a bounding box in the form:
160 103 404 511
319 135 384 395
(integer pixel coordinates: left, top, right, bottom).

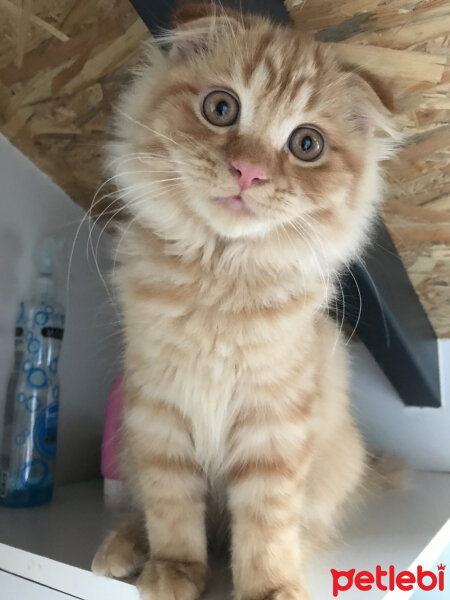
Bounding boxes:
92 4 399 599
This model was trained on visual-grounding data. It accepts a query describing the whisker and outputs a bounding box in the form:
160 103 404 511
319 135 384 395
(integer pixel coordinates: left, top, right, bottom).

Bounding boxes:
110 183 183 280
289 220 329 302
356 257 390 348
343 263 362 346
108 152 188 169
294 214 332 313
86 178 181 268
333 272 346 354
116 108 182 149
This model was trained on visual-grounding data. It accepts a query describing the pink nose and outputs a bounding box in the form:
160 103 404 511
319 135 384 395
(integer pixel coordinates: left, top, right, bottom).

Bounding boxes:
231 160 268 191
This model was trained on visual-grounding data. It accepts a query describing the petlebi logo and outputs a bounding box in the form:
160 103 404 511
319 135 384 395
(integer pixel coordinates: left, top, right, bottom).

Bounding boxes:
331 564 446 597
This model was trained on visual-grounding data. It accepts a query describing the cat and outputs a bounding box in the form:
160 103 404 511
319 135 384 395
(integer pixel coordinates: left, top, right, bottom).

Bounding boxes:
92 3 400 599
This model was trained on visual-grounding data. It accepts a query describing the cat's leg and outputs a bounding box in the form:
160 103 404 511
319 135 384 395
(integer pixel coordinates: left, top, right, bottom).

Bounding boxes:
92 513 148 578
126 398 209 600
226 411 313 600
302 413 367 556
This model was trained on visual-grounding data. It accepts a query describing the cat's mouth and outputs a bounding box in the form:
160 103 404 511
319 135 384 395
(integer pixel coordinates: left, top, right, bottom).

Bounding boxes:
214 194 253 214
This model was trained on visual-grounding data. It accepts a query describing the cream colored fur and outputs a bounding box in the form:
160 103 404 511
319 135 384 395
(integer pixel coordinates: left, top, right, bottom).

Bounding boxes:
92 7 399 600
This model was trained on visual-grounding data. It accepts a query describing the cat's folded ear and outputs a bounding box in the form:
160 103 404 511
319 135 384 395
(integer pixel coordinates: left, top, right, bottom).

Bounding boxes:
167 1 241 60
346 67 394 113
341 64 403 159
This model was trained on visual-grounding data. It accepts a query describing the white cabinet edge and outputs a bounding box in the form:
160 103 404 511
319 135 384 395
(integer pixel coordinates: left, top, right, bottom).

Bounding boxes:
0 569 75 600
0 543 139 600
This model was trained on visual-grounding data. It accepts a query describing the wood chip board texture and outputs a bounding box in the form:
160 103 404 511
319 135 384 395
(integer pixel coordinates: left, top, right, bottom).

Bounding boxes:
0 0 449 336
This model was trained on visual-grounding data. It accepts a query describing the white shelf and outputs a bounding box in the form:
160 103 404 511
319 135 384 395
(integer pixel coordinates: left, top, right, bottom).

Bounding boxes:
0 480 138 600
0 472 449 599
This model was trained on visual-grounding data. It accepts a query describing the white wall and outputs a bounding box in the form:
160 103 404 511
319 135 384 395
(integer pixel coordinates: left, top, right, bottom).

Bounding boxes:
350 339 450 472
0 135 121 484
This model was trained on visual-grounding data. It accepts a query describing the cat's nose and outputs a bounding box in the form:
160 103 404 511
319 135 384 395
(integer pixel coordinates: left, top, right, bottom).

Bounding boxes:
230 160 268 191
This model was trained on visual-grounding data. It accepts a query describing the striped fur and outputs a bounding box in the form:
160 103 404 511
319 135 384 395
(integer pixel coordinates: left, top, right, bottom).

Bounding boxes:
92 5 398 600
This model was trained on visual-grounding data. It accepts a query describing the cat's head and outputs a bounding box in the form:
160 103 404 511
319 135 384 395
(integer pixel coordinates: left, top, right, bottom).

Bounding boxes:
111 3 398 269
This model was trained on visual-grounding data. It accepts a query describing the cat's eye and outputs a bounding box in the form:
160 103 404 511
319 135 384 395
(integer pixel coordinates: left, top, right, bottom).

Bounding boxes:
288 126 325 162
202 90 239 127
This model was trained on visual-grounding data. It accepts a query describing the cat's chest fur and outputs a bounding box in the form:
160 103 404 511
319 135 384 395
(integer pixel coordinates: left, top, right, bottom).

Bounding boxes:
119 237 318 471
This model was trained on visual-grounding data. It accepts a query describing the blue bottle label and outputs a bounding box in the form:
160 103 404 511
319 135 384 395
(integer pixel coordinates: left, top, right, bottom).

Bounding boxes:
2 300 64 503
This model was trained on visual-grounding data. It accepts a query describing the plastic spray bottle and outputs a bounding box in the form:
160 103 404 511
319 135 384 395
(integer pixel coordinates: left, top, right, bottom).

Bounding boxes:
0 238 65 507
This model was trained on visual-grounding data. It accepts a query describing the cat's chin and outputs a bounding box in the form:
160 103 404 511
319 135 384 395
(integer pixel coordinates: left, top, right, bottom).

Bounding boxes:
214 194 253 214
201 204 270 240
181 190 268 239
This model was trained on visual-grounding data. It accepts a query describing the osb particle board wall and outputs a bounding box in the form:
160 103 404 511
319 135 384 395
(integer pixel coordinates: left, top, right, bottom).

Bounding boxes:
0 0 449 336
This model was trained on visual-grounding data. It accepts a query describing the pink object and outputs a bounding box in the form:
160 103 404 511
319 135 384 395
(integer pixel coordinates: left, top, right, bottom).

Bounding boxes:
231 160 268 191
101 373 123 481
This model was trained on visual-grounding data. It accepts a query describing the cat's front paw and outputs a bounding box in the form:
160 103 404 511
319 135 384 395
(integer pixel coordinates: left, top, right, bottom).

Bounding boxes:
92 529 147 579
137 559 209 600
